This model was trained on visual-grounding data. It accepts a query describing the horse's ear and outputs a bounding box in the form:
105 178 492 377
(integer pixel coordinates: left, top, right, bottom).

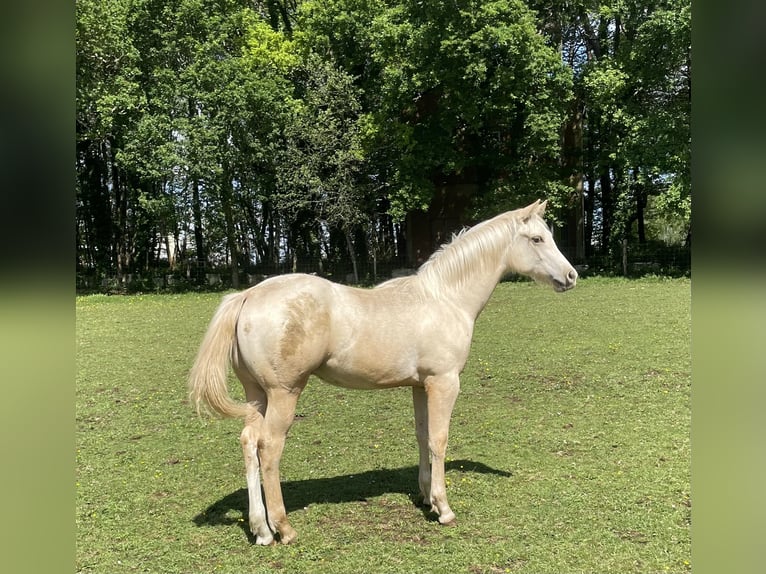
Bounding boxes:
520 199 542 222
537 199 548 216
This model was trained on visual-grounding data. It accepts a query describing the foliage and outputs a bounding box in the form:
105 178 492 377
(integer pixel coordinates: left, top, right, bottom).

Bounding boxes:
276 54 367 227
76 278 690 573
578 0 690 252
76 0 691 285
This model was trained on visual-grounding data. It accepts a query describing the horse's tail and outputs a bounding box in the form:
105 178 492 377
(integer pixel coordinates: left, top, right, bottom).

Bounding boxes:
188 291 251 419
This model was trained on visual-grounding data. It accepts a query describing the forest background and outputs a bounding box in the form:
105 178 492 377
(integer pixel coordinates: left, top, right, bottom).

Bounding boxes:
76 0 690 290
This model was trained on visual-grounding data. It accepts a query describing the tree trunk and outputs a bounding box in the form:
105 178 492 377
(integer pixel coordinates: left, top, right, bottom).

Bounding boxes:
562 98 585 261
269 208 280 270
110 138 129 283
345 229 358 283
84 140 114 274
191 177 205 283
220 174 240 289
622 238 628 276
635 174 647 244
599 170 613 253
584 172 595 257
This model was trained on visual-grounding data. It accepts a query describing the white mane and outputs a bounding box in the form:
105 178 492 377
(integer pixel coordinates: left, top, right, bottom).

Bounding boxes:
413 211 522 299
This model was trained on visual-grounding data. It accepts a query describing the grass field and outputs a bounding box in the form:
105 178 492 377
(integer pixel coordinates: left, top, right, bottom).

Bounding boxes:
76 276 690 574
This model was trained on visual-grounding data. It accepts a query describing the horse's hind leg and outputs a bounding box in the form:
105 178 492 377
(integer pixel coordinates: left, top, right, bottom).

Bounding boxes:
236 372 273 544
241 413 273 545
259 381 307 544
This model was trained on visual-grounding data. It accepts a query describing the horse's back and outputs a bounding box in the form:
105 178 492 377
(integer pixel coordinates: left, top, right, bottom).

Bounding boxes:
232 273 422 388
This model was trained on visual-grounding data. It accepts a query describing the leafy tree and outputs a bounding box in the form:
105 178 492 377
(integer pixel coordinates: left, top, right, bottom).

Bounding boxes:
76 0 691 288
117 0 297 285
298 0 573 219
276 52 369 279
532 0 690 258
620 0 691 243
76 0 145 280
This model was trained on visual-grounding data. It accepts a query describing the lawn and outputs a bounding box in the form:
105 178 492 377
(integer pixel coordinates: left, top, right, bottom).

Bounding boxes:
76 276 690 573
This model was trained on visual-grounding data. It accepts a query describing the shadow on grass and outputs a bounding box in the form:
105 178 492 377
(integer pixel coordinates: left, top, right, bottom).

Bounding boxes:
192 459 512 542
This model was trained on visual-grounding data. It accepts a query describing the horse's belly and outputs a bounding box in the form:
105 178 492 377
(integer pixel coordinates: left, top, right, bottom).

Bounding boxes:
314 361 420 390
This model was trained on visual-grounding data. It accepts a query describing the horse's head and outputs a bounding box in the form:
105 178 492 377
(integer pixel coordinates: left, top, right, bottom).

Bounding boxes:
510 200 577 292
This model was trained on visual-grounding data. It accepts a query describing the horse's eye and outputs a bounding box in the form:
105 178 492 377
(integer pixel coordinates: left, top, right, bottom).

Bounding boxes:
531 236 543 244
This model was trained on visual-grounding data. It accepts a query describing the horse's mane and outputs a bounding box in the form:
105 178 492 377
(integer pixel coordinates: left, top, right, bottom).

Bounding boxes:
411 211 521 299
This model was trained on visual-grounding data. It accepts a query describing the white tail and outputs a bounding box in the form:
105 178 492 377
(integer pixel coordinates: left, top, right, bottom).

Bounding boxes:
188 291 251 419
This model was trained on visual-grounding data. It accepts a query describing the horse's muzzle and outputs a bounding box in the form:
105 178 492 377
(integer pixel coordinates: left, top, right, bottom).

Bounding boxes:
553 268 578 292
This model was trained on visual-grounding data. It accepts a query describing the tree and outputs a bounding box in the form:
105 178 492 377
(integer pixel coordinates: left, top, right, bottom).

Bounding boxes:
76 0 145 281
621 0 691 244
533 0 691 260
121 0 296 286
76 0 691 288
299 0 572 212
275 53 369 279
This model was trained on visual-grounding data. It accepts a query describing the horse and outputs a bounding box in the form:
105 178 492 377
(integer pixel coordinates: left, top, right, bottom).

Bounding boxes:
188 199 577 545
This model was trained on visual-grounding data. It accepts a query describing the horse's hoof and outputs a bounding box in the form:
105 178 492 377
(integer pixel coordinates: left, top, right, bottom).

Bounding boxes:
438 511 457 526
252 523 275 546
277 526 298 545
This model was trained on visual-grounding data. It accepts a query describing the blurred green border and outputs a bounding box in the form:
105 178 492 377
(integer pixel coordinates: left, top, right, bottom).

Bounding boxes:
693 1 766 573
0 1 75 572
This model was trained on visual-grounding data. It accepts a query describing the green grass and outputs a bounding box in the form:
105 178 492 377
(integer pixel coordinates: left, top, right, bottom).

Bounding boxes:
76 277 690 573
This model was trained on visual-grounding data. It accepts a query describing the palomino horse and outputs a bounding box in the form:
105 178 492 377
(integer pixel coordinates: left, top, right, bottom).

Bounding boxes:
189 199 577 545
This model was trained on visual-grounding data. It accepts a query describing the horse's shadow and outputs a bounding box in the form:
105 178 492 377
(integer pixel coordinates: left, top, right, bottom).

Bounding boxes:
192 459 511 542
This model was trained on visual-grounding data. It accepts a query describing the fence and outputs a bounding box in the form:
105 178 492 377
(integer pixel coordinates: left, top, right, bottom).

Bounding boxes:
76 243 689 294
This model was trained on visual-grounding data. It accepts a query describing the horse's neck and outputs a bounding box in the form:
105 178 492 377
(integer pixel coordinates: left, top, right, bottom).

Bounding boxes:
420 260 506 321
456 264 506 319
415 216 516 319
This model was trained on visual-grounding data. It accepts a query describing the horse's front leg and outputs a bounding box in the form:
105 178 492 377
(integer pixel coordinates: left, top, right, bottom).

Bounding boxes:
422 374 460 525
412 386 431 506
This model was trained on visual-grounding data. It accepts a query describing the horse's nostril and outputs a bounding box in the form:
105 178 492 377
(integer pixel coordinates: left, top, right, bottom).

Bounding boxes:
567 269 578 283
